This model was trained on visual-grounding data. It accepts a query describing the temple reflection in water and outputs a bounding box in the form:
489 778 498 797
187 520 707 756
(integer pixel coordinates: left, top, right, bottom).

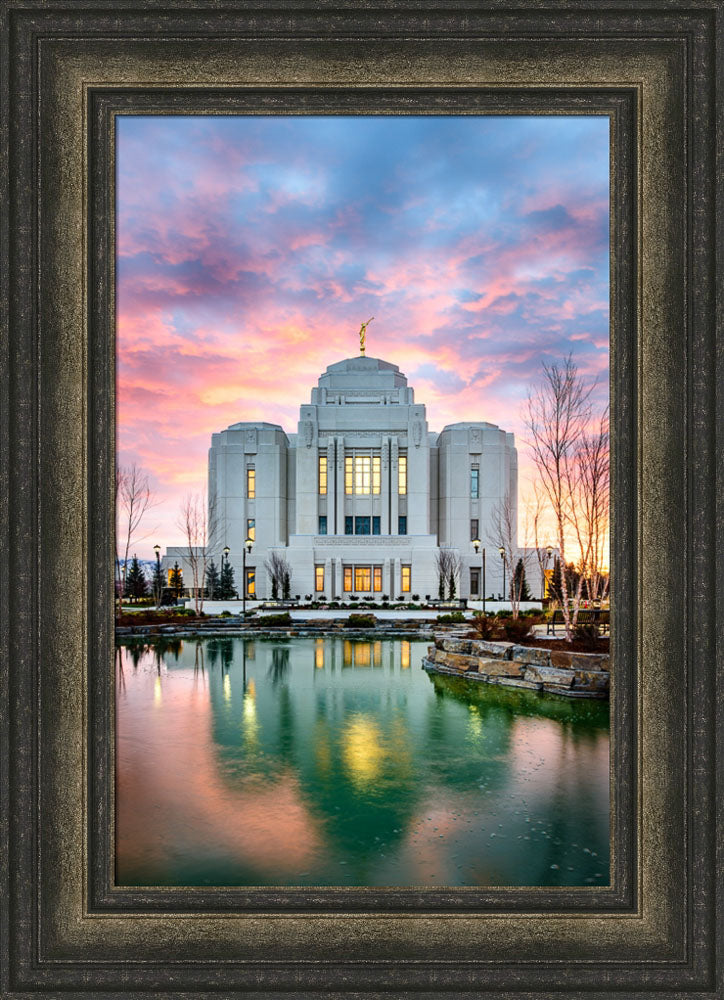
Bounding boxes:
116 636 609 888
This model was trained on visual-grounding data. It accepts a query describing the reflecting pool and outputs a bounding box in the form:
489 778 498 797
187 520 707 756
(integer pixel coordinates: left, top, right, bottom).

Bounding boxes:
116 636 609 887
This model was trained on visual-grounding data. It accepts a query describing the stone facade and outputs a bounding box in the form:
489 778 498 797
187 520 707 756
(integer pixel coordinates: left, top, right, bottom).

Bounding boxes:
169 354 518 600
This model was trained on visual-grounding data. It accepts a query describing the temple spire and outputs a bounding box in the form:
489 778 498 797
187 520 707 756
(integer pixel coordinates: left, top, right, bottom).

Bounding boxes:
358 316 374 356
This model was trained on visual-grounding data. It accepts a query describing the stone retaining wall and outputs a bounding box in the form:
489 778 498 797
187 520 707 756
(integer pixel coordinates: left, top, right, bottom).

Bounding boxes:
423 636 609 699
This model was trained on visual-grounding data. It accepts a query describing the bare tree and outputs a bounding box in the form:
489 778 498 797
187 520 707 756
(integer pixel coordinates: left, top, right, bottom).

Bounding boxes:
488 492 534 618
569 410 610 604
178 492 217 614
265 551 292 601
435 547 461 601
116 463 155 615
525 354 595 640
526 483 555 601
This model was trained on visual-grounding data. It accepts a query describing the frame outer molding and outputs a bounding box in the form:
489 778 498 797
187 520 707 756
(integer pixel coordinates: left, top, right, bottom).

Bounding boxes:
1 3 720 997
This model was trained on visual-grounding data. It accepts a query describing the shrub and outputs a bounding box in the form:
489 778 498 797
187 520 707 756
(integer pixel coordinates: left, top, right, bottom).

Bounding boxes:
218 610 232 618
495 609 513 619
412 593 420 601
346 613 376 629
573 623 600 650
437 611 466 624
501 616 538 642
381 594 389 603
257 612 292 627
349 594 359 602
471 614 499 640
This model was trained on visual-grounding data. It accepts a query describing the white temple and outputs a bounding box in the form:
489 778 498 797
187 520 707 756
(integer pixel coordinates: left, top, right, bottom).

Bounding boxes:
175 351 518 601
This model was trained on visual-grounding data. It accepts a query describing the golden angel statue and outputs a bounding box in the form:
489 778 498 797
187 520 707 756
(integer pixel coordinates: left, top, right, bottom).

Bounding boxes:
358 316 374 355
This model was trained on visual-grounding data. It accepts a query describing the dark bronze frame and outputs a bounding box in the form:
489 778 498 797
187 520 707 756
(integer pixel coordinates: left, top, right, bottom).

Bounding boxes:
1 2 721 996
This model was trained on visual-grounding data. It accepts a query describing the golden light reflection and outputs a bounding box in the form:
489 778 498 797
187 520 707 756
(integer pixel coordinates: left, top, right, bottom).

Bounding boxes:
242 678 259 747
373 641 382 667
223 673 231 703
153 676 162 707
354 643 371 667
342 715 385 788
400 640 411 669
467 703 483 740
315 639 325 669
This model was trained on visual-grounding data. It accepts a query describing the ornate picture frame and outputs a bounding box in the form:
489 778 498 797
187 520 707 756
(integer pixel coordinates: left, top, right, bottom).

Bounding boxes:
2 2 720 996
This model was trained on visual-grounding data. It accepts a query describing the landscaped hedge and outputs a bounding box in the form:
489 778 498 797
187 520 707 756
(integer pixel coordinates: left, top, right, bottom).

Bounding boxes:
346 613 377 629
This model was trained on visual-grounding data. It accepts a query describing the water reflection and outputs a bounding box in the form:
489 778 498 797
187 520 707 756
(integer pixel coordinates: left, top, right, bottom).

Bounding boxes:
116 637 609 887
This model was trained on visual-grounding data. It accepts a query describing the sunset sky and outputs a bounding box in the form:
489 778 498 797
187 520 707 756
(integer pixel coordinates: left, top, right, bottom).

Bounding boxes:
117 115 610 557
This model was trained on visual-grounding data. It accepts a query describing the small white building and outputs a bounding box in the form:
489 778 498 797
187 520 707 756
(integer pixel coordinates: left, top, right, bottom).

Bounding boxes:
171 352 518 602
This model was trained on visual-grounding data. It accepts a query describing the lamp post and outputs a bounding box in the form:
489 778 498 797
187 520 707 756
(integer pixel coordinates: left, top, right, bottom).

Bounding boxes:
499 546 506 604
222 545 230 601
472 539 485 616
543 545 553 602
153 544 161 609
242 537 253 618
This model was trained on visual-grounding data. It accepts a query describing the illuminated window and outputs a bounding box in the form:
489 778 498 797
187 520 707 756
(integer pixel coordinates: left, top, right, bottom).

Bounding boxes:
471 467 479 499
318 454 327 495
247 518 255 542
344 567 353 592
245 567 255 596
315 565 325 592
355 566 372 592
247 467 256 498
401 565 411 593
372 516 380 535
398 454 407 495
373 567 382 592
470 568 480 595
470 518 479 541
345 456 353 494
372 455 381 494
318 515 327 535
398 515 407 535
355 455 371 494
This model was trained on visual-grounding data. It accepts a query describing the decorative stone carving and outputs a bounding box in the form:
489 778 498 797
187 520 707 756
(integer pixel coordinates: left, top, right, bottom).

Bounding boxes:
302 421 314 448
412 420 422 448
245 428 257 451
470 427 481 451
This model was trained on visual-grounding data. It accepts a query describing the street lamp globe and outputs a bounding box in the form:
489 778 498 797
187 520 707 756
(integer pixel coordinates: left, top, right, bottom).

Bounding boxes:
472 538 480 553
245 537 253 554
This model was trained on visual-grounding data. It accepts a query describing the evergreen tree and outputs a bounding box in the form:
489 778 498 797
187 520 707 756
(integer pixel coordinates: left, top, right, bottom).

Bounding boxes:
438 573 445 600
205 560 221 600
271 576 279 601
513 558 532 601
169 562 183 602
219 560 237 599
124 556 148 603
151 559 165 607
282 571 291 600
448 569 456 601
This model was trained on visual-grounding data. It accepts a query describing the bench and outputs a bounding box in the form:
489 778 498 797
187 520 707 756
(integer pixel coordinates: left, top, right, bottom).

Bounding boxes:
547 608 610 635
